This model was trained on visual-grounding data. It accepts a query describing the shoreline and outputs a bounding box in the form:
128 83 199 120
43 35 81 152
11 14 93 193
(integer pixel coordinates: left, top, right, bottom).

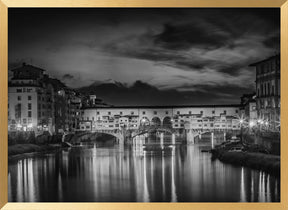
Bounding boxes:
212 149 280 176
8 143 64 160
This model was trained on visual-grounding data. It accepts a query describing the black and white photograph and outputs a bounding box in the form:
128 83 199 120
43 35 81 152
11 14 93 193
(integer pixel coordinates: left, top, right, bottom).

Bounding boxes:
8 8 280 202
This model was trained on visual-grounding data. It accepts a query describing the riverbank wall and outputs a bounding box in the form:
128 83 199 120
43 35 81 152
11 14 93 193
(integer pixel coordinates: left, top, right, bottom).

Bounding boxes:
8 131 62 145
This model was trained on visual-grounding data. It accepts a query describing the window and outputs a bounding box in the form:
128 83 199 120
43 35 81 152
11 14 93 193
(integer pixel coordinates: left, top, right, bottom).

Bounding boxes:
28 103 32 110
108 112 111 115
87 117 89 120
154 111 157 115
120 112 123 115
16 88 22 93
166 111 169 114
200 111 203 114
223 110 226 114
212 110 215 114
177 111 180 114
189 111 192 115
97 112 100 115
27 88 32 92
17 96 21 101
142 111 146 115
131 111 134 115
28 111 32 118
28 96 32 100
235 110 238 113
92 117 94 121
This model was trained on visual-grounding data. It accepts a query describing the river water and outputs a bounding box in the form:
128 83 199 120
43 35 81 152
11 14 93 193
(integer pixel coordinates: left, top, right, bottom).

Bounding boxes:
8 141 280 202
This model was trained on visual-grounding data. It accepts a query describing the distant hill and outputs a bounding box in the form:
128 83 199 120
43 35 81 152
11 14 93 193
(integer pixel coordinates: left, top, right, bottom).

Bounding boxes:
77 80 186 106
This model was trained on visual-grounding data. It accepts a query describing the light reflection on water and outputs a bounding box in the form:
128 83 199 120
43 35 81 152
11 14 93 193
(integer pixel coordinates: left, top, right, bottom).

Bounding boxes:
8 142 280 202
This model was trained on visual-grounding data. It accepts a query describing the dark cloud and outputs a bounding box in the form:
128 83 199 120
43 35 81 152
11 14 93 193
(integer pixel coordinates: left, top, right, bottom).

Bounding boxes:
8 8 279 105
263 34 280 49
62 74 74 80
78 80 254 106
154 22 231 50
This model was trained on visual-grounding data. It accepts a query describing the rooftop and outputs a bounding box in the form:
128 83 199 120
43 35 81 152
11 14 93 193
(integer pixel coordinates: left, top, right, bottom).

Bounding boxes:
249 54 280 67
11 63 46 72
82 104 241 109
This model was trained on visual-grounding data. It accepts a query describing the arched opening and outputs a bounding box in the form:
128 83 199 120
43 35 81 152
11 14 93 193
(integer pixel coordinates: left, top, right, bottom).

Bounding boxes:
151 117 161 128
139 117 150 130
163 116 172 129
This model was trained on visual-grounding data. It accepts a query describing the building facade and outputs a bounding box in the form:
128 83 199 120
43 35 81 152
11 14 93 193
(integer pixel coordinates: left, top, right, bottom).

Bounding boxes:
250 54 280 131
8 63 82 135
79 105 241 132
8 64 55 134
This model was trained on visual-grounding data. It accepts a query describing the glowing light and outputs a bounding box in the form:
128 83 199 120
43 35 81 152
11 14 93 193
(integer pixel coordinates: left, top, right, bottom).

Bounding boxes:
239 119 244 124
265 122 269 126
249 121 255 127
27 123 33 128
16 124 22 128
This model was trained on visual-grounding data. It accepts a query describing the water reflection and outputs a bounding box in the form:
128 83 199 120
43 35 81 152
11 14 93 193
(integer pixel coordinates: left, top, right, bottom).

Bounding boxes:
8 142 280 202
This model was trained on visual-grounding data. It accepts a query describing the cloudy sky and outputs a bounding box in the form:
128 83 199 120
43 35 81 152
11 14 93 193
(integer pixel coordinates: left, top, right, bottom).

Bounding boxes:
8 8 280 105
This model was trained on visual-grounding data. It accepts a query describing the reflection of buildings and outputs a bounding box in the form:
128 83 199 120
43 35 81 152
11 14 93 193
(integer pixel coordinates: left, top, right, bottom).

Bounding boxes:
250 54 280 131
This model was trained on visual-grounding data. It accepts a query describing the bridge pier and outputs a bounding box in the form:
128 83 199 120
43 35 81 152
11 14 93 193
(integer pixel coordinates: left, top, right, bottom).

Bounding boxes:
118 135 125 145
186 129 194 144
211 132 214 149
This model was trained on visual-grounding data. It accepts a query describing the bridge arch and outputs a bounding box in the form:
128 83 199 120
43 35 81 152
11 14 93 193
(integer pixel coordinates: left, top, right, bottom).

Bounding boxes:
151 117 161 128
163 116 172 129
139 117 150 129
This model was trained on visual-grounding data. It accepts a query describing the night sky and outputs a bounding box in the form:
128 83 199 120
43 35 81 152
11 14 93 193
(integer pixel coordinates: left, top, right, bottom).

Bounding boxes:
8 8 280 105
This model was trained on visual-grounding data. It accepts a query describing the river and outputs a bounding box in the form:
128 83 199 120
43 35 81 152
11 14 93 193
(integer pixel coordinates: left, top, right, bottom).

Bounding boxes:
8 140 280 202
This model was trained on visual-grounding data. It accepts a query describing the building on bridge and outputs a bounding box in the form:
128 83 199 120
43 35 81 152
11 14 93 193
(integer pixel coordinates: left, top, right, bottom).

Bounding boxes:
79 105 241 133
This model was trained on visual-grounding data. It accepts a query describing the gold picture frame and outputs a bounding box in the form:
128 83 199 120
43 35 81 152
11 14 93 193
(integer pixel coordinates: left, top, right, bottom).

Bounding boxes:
0 0 288 209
